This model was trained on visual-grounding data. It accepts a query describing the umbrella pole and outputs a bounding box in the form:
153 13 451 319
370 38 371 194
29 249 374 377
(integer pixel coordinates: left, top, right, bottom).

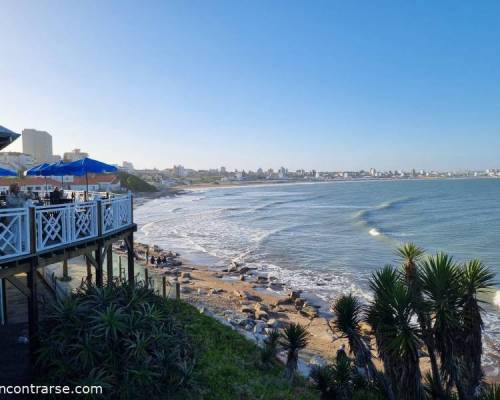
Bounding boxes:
85 172 88 201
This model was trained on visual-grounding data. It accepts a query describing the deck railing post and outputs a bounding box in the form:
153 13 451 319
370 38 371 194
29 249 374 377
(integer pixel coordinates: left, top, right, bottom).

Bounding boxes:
144 267 149 289
106 245 113 285
175 282 180 300
126 233 135 285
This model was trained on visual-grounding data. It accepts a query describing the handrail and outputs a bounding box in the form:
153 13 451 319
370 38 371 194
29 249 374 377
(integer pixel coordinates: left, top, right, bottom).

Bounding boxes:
0 194 133 261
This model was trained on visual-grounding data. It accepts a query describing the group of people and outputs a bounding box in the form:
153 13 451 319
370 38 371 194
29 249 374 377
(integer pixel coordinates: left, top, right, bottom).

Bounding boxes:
150 255 169 267
2 184 67 208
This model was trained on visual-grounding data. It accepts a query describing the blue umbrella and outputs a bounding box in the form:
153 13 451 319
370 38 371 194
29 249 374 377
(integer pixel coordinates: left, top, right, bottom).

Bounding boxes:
0 166 17 177
25 163 50 176
25 163 53 191
60 157 117 196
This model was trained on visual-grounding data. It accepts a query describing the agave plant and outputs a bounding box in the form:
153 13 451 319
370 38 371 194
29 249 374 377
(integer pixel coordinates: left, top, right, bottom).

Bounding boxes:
36 280 197 399
458 260 495 398
280 323 310 380
332 294 376 381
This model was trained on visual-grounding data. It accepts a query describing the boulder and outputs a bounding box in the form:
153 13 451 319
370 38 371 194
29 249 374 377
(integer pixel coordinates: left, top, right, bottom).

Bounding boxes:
181 278 190 284
253 321 266 334
300 305 319 319
255 310 269 321
239 266 250 274
240 305 254 314
275 298 292 306
233 290 262 302
181 272 191 279
289 290 301 301
267 318 279 328
294 298 305 310
239 275 245 281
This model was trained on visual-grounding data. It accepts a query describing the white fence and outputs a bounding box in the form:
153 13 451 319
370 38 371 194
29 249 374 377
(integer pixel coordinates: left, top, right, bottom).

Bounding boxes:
0 194 132 261
0 208 30 261
101 194 132 235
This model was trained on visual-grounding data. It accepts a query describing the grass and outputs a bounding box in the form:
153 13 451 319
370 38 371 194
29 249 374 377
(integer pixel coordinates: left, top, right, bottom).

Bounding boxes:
168 301 319 400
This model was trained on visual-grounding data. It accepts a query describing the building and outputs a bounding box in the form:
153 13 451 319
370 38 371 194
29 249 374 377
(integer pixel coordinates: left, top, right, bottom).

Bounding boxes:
68 174 121 192
63 148 89 162
122 161 135 172
173 165 187 177
0 152 35 172
0 177 60 194
22 129 53 163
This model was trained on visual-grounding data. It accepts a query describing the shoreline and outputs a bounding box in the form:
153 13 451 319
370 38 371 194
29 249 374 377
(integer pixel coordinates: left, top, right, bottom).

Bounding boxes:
131 242 500 382
172 175 500 192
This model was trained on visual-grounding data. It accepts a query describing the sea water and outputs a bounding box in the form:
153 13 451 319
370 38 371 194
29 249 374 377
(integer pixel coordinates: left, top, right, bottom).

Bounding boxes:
135 178 500 375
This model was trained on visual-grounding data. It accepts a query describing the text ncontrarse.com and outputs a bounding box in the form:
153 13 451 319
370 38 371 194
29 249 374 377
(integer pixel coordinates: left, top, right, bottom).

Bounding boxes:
0 385 103 395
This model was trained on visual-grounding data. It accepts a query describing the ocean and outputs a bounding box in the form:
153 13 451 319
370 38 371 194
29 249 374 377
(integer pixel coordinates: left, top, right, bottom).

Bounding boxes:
135 178 500 375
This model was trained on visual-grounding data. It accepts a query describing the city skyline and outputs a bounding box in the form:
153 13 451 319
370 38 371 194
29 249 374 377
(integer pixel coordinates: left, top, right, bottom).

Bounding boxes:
1 1 500 171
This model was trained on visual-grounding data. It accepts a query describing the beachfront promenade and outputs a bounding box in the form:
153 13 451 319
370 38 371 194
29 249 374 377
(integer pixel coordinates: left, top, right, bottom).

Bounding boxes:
0 193 137 359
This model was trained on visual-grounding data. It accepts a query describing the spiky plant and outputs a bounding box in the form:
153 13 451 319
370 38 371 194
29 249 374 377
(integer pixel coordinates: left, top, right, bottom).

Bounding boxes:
397 244 445 399
36 280 197 399
310 364 336 400
396 243 425 292
280 323 310 380
420 253 465 398
261 328 281 366
367 265 424 400
458 260 495 398
332 294 377 381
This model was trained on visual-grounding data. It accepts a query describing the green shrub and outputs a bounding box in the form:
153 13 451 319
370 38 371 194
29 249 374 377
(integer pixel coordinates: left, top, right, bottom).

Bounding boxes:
36 281 197 399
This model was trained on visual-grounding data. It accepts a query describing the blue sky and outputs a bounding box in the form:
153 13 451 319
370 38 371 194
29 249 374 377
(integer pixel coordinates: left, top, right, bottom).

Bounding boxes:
1 1 499 171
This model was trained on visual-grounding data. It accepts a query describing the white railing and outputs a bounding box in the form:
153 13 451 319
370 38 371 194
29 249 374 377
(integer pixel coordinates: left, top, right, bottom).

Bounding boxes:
0 194 132 258
0 208 30 261
101 194 132 234
35 201 98 252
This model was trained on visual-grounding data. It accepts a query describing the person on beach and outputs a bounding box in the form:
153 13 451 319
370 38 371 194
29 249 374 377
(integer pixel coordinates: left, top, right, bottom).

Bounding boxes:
150 256 156 266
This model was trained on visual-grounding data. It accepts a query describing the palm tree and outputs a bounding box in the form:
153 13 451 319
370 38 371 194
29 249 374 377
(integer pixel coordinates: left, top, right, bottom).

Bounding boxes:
396 243 425 294
280 323 310 380
332 294 377 381
397 243 445 399
458 260 495 398
420 252 466 398
261 328 280 365
367 265 424 400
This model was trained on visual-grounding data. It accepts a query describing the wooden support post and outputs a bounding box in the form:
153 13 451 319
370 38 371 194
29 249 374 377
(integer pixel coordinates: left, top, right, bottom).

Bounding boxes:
27 207 39 359
119 256 123 280
106 245 113 284
146 245 149 266
144 267 149 289
61 257 70 281
95 246 104 287
126 233 135 285
86 257 92 284
0 278 7 325
175 282 180 300
27 260 39 359
162 276 167 298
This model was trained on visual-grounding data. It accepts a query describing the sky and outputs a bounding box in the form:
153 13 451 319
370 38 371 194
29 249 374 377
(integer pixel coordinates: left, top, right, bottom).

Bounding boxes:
1 0 499 172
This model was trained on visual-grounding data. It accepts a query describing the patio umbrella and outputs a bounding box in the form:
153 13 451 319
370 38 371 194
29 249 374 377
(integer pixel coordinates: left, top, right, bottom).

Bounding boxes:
62 157 118 194
0 166 17 177
25 163 51 190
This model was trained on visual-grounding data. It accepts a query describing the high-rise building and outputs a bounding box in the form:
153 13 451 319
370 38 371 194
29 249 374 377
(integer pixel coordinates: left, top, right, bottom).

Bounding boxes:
22 129 53 163
63 148 89 162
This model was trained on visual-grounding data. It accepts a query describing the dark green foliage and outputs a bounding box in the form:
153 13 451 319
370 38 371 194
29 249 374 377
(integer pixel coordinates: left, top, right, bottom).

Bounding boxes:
117 171 158 192
310 356 384 400
36 281 197 399
261 328 281 366
281 323 310 380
